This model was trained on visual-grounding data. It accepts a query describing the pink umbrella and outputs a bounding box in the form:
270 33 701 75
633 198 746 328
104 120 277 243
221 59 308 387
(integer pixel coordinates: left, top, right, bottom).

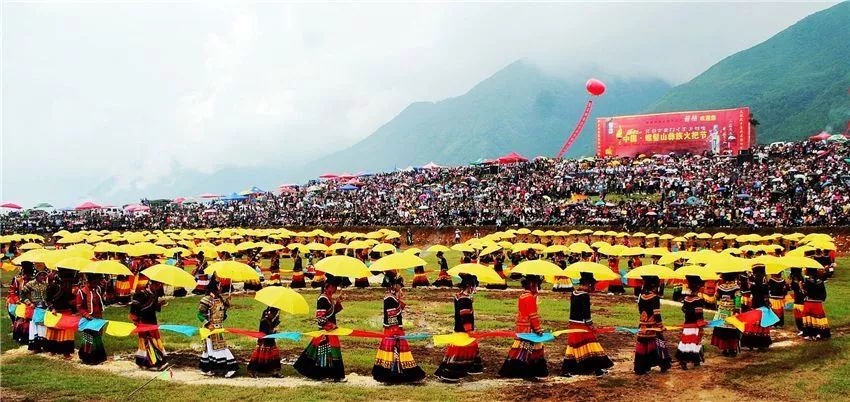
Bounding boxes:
337 173 355 180
278 183 299 188
278 187 297 194
318 173 338 179
1 202 22 209
202 209 217 215
198 193 221 199
75 201 102 210
422 162 442 169
810 131 831 141
124 204 150 212
172 197 186 204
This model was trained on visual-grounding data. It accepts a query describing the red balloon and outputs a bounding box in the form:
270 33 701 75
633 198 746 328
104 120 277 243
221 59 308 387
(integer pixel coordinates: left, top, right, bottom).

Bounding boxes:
586 78 606 96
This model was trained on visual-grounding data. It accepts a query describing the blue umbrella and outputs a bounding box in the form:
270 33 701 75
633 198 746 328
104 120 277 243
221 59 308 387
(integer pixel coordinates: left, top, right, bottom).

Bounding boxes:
339 184 359 191
736 193 751 199
250 186 266 193
221 192 248 201
594 200 605 206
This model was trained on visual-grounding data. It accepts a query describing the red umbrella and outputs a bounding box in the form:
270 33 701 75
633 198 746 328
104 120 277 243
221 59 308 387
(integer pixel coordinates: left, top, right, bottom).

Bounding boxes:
198 193 221 199
810 131 831 141
278 187 297 194
318 173 338 179
337 172 356 180
75 201 102 210
496 152 529 164
172 197 186 204
0 202 22 209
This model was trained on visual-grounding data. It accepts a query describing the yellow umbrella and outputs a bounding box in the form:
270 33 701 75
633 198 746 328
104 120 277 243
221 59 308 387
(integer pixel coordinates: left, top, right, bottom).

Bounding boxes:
446 263 504 284
563 261 619 281
82 260 132 276
18 242 43 251
328 243 349 252
92 242 121 253
479 245 503 257
204 261 260 282
807 241 836 251
371 243 396 254
673 265 719 280
403 247 422 255
215 243 239 254
451 244 475 253
55 256 93 271
254 287 309 315
624 264 676 279
236 242 260 252
515 228 531 235
643 247 669 256
779 256 823 270
314 255 371 278
567 243 593 254
426 245 451 253
305 242 329 252
657 251 692 265
590 241 610 249
371 253 427 271
260 244 285 253
12 249 48 265
542 245 568 254
705 256 751 273
749 255 789 275
511 260 565 277
141 264 196 288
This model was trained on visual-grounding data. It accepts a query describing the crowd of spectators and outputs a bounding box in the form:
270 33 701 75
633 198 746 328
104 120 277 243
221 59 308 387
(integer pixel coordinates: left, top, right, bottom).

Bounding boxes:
4 140 850 233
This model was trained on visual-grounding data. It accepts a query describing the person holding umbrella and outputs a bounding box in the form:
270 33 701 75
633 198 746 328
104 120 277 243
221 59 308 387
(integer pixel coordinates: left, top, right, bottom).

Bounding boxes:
633 276 671 375
372 275 426 384
294 274 346 382
433 251 453 287
290 249 306 288
129 276 168 370
197 276 238 377
248 306 282 377
676 276 705 370
76 273 107 365
435 273 483 382
21 267 50 353
45 267 77 358
711 272 742 357
9 261 35 345
562 272 613 377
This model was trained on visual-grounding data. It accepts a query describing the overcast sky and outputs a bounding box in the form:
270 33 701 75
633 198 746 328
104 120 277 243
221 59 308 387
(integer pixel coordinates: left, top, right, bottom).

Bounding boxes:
1 1 838 207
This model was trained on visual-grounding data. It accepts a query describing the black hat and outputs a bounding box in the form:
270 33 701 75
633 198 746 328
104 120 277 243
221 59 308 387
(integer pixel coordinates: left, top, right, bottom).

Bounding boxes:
21 261 35 276
579 272 596 285
458 273 479 289
207 274 220 292
751 264 766 275
685 275 704 288
641 275 659 288
324 274 343 288
520 275 542 290
85 273 103 282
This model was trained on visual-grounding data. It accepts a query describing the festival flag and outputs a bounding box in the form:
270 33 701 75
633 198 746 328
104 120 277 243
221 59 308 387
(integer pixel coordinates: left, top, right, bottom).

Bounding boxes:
105 320 137 337
433 333 475 347
159 325 199 337
156 369 173 381
262 332 302 341
78 318 108 332
518 332 556 343
225 328 266 338
198 327 226 339
725 307 779 332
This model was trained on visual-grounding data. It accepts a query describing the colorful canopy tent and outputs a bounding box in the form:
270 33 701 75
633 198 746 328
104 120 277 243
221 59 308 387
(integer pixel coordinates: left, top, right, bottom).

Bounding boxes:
221 192 248 201
1 203 22 209
249 186 266 193
421 162 442 169
75 201 101 211
32 203 53 209
318 173 338 179
809 131 831 141
496 152 528 164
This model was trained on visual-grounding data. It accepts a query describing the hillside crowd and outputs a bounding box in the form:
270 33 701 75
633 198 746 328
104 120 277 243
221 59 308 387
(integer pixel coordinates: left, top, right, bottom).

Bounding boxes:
4 140 850 232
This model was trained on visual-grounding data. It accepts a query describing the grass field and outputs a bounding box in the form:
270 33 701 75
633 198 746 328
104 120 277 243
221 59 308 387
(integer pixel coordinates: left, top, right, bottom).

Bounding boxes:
1 252 847 401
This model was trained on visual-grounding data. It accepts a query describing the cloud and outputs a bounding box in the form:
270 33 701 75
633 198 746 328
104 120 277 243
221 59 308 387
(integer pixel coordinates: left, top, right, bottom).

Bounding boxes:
1 1 838 206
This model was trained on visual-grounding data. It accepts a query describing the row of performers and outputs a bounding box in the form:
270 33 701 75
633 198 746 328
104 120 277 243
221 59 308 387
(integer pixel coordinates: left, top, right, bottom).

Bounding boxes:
198 271 832 380
8 266 830 381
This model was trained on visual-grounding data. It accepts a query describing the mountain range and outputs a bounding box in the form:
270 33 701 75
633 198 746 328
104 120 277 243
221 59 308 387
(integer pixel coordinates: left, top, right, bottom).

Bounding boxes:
88 2 850 203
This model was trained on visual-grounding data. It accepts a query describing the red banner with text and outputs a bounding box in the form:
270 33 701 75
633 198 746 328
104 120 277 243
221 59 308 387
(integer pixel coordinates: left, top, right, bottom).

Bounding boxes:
596 107 753 157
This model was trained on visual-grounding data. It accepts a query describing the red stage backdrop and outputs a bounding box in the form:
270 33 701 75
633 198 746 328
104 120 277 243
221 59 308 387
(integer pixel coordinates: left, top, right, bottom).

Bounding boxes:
595 107 753 157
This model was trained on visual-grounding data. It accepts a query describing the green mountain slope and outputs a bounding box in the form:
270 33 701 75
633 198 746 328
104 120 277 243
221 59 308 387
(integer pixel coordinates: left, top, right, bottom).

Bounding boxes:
648 2 850 141
301 61 670 175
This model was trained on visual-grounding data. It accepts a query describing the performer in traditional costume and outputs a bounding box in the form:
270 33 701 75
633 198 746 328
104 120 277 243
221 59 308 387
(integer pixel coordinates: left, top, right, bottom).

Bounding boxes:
267 253 282 286
676 276 705 369
130 278 168 369
551 253 573 293
290 250 306 289
9 261 34 345
77 274 107 365
248 307 282 377
432 251 453 287
633 276 671 375
738 272 752 312
411 265 430 288
698 279 717 310
802 268 830 340
741 264 771 350
498 275 548 380
768 273 789 327
435 274 484 382
372 276 426 384
789 268 806 334
198 277 238 377
561 273 613 377
711 273 741 357
294 275 346 382
45 267 77 357
21 268 50 353
486 253 509 290
191 252 210 295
